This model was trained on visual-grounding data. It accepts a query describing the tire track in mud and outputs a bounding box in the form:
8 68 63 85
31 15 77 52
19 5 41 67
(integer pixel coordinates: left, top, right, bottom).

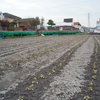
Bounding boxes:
0 36 89 100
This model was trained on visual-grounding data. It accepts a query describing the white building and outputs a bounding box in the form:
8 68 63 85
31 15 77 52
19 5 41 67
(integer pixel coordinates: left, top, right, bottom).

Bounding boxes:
96 19 100 32
73 22 84 32
94 19 100 33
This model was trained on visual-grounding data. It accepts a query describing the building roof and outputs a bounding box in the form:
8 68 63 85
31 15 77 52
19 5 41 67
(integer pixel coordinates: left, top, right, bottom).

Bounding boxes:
73 22 81 26
3 13 21 19
18 18 34 22
55 25 75 28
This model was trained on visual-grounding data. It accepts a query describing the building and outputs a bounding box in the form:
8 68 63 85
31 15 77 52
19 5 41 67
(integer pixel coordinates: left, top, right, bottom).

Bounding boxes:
18 18 36 31
55 25 76 31
73 22 84 32
95 19 100 33
3 13 21 22
18 18 34 28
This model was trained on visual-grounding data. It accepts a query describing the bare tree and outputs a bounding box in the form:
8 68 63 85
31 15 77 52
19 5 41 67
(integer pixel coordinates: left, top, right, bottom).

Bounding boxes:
40 17 44 29
0 20 10 28
30 17 40 30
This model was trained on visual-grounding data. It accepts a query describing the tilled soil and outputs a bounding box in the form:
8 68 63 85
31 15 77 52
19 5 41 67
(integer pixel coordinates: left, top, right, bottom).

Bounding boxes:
0 35 100 100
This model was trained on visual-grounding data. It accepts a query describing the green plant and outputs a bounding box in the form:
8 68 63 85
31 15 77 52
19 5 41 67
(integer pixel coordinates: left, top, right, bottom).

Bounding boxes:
40 74 45 78
59 63 62 67
92 75 97 79
52 69 55 72
17 96 24 100
47 19 56 27
67 52 70 55
47 72 52 75
88 87 93 91
93 69 97 74
29 84 34 87
93 62 96 68
89 81 93 86
33 77 37 83
0 66 4 69
34 77 37 80
32 81 38 84
52 66 56 72
83 95 90 100
25 84 34 90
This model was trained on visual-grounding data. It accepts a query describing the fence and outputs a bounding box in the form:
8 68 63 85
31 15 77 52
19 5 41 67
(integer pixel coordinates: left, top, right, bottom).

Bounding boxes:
0 31 36 37
0 31 81 38
0 27 7 31
41 31 81 35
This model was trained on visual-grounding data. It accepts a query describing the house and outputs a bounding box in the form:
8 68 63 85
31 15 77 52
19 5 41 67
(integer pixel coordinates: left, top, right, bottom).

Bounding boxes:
0 12 21 30
18 18 36 31
18 18 34 28
55 25 76 31
95 19 100 33
3 13 21 22
46 21 77 31
73 22 84 32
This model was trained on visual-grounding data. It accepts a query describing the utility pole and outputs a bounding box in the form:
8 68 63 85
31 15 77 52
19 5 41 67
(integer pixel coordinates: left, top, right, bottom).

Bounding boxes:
88 13 90 33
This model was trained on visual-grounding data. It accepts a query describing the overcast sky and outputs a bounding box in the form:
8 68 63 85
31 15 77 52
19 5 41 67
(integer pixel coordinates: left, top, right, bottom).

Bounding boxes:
0 0 100 27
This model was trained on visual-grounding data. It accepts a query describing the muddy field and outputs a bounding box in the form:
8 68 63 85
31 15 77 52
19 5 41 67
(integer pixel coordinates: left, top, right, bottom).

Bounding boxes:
0 35 100 100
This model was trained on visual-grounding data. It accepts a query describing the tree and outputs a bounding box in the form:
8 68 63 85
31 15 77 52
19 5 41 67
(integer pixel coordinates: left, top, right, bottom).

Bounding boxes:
47 19 56 27
0 20 10 28
10 19 17 27
30 17 40 30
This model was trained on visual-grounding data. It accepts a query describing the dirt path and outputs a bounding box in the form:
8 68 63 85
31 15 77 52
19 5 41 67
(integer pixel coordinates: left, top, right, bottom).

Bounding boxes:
0 35 99 100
